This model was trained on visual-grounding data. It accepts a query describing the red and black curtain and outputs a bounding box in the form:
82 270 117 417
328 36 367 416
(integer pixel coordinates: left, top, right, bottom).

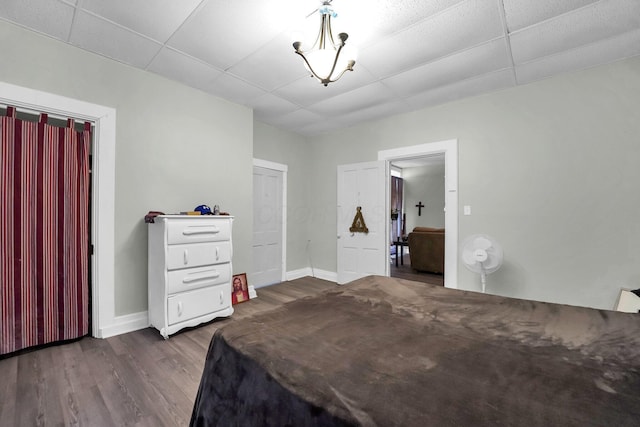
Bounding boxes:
1 106 91 355
390 176 404 242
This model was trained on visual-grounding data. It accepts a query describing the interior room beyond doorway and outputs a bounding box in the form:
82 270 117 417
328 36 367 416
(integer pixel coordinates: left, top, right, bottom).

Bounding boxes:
389 154 445 286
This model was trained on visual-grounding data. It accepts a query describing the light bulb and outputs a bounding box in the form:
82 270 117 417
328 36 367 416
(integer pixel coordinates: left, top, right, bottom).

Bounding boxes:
306 49 336 79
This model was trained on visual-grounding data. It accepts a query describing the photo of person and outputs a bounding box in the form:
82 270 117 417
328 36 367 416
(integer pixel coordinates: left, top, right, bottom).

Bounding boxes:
231 273 250 305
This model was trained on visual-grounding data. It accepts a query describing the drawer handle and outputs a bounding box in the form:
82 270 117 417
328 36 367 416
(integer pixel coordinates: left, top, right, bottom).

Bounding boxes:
220 291 224 305
177 301 183 317
216 246 220 261
183 271 220 284
183 249 188 265
182 226 219 236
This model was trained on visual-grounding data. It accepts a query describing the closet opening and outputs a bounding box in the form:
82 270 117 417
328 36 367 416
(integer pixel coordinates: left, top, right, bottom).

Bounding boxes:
1 104 95 355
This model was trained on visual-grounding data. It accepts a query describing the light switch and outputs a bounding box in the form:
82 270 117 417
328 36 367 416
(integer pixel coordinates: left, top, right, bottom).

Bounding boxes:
464 205 471 215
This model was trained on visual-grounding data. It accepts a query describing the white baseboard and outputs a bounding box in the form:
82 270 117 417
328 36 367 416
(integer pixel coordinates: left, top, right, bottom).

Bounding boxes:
286 268 313 281
286 268 337 283
248 285 258 299
96 269 339 339
98 311 149 338
312 269 337 283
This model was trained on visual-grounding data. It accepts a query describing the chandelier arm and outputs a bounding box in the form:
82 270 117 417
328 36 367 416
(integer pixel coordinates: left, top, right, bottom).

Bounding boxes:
319 14 328 50
323 42 345 84
325 62 354 84
314 44 344 86
294 51 331 83
324 15 333 50
294 45 354 86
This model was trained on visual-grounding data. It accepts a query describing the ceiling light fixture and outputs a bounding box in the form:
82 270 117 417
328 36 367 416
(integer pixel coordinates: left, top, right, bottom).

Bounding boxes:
292 1 356 87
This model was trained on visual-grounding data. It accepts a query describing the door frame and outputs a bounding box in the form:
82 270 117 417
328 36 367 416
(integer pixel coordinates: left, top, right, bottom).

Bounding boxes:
252 158 287 283
378 139 458 289
0 81 116 337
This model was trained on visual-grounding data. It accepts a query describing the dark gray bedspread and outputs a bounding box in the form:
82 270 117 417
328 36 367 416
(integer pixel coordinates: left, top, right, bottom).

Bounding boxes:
190 275 640 426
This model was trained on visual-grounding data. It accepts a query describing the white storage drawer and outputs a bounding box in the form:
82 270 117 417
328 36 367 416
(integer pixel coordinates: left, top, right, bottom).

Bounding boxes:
166 241 231 270
166 218 231 244
167 263 231 295
167 284 230 326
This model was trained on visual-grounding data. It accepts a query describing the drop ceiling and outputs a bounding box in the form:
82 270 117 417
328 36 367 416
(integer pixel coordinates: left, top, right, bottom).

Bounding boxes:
1 0 639 136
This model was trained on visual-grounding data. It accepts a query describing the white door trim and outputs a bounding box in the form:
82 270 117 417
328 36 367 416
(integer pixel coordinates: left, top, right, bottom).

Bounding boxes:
252 158 287 282
0 81 116 337
378 139 458 289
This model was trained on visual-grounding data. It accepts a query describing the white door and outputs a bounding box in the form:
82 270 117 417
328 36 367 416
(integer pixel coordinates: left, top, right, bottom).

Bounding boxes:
252 166 283 287
337 160 389 284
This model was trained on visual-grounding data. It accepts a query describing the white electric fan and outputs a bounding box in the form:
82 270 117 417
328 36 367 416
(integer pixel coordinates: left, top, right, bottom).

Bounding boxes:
461 234 503 293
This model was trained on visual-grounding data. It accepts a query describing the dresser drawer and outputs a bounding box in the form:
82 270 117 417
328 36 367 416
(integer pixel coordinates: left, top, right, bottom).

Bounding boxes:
167 264 231 295
167 285 230 326
166 218 231 244
166 241 231 270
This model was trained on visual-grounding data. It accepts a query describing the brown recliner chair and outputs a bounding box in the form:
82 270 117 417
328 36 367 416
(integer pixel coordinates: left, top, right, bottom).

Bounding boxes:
408 227 445 274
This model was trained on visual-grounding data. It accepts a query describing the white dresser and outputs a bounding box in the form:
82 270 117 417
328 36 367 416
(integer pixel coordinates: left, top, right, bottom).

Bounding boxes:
148 215 234 338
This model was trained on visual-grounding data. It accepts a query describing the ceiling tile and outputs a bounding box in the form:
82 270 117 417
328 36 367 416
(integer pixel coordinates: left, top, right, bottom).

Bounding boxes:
147 47 223 93
272 75 340 107
81 0 201 42
334 0 466 45
510 0 640 64
358 0 505 79
404 68 516 110
266 108 324 130
0 0 74 41
307 82 397 116
168 0 294 70
516 28 640 84
227 33 309 92
250 93 300 121
273 64 378 107
383 38 512 97
333 100 412 128
207 73 266 105
69 11 162 68
502 0 598 32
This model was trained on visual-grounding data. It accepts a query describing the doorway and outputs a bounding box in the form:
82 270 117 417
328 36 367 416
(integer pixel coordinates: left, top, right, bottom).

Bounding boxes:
389 156 446 286
379 140 458 289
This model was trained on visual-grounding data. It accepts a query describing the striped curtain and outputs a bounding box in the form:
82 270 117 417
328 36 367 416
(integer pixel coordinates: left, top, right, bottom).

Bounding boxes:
1 107 91 355
390 176 404 242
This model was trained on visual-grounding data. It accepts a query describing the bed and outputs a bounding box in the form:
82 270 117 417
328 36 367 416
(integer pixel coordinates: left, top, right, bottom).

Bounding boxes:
190 275 640 426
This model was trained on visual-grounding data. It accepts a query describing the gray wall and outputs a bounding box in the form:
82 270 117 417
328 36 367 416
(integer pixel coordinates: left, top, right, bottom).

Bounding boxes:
253 122 312 272
403 164 446 232
4 17 638 315
0 21 254 317
302 56 640 310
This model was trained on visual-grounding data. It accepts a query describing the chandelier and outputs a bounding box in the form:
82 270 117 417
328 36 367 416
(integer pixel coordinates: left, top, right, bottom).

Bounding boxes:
292 1 356 86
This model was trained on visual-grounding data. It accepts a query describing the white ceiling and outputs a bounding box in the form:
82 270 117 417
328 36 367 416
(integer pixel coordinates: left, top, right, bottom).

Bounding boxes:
1 0 639 136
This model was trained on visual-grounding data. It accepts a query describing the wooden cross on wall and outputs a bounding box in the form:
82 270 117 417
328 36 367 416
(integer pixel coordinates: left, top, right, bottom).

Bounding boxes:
416 201 424 216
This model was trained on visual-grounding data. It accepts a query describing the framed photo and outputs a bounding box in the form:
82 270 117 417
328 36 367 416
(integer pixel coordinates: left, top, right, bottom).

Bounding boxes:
231 273 250 305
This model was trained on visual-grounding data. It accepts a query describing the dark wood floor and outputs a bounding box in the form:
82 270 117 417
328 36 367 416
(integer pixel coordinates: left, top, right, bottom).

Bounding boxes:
0 277 337 427
390 250 444 286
